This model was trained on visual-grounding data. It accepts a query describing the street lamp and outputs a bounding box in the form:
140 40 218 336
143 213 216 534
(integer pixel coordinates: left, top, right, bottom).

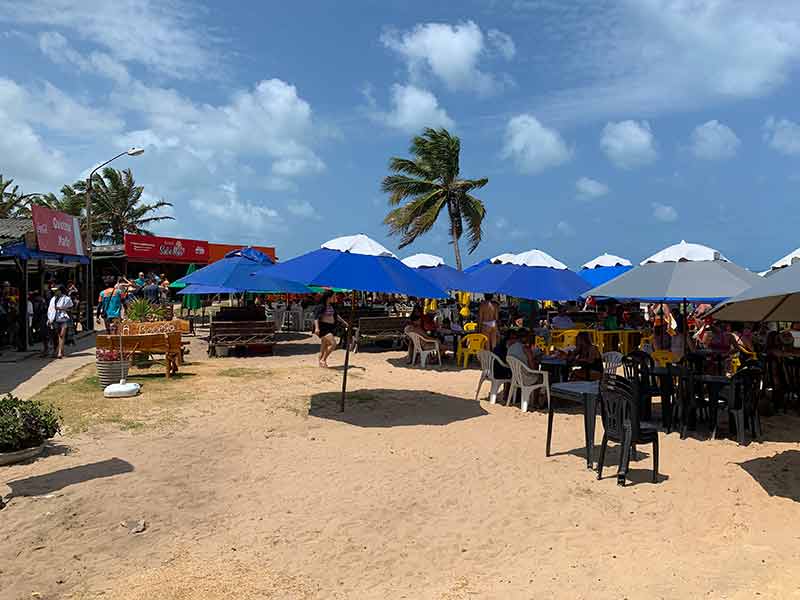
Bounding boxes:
84 147 144 332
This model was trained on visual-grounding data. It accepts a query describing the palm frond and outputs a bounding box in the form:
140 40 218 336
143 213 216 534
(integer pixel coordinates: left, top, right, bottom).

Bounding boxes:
460 194 486 253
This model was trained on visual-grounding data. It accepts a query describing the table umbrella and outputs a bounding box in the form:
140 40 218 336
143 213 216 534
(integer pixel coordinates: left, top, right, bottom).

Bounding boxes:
708 260 800 321
461 250 590 301
172 247 310 294
177 284 236 295
584 242 761 303
579 253 634 288
401 253 470 291
178 263 202 311
268 234 447 410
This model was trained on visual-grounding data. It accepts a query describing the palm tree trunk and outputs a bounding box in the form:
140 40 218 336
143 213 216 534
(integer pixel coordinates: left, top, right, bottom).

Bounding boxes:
451 233 463 271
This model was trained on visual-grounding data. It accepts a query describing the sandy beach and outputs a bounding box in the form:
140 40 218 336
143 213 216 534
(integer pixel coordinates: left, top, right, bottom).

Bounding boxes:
3 336 800 599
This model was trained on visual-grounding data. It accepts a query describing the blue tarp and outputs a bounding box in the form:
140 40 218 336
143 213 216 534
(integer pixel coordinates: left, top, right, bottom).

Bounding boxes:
0 241 89 264
172 246 309 293
461 262 590 301
579 265 633 288
412 264 471 291
266 248 447 298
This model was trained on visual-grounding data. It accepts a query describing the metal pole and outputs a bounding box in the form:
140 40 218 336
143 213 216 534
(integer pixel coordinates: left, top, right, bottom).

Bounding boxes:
340 290 357 412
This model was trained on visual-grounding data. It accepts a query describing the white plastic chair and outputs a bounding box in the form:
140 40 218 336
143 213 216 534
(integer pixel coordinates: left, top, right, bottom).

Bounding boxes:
507 356 550 412
602 351 624 378
406 331 442 368
475 350 511 404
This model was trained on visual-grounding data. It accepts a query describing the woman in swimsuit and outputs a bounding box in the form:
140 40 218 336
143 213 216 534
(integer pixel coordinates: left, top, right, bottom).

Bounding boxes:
478 293 500 349
569 331 603 381
314 291 339 368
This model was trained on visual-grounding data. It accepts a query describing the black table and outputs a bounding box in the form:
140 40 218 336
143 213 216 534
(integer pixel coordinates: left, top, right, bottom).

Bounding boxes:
547 381 600 469
540 357 569 383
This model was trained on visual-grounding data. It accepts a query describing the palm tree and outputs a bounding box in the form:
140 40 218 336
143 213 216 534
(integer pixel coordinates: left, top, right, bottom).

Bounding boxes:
382 128 488 271
0 175 30 218
32 185 84 217
73 167 173 244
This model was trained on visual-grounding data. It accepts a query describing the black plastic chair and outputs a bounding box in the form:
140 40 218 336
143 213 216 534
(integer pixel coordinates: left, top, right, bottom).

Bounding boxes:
598 375 660 486
622 351 658 421
782 356 800 413
726 366 763 445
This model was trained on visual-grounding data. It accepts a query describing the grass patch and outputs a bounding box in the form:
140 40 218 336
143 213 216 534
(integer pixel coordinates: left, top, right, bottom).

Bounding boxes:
218 367 265 378
30 364 196 435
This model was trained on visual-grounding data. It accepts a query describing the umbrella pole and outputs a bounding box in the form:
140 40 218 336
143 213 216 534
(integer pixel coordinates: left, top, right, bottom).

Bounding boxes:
683 299 687 357
340 290 357 412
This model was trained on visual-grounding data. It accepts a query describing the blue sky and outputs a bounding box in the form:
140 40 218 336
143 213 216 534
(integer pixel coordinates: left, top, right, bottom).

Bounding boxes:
2 1 800 271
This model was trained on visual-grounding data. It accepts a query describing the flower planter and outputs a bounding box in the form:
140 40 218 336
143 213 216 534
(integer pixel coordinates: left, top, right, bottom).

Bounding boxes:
0 443 45 466
96 360 130 388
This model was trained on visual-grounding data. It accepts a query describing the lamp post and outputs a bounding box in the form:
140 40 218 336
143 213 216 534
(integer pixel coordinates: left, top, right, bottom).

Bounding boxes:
84 147 144 332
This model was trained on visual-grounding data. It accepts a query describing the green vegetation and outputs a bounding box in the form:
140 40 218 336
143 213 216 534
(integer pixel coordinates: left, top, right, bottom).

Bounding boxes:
0 393 61 452
382 127 488 270
219 367 265 378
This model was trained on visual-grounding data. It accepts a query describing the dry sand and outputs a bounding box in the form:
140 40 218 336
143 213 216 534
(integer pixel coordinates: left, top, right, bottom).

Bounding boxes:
3 335 800 599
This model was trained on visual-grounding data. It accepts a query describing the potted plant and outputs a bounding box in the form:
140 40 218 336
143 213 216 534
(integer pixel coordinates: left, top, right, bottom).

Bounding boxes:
96 347 129 387
0 393 61 465
126 298 167 323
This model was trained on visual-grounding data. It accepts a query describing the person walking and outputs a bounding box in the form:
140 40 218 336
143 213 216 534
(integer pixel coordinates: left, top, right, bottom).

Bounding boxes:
313 291 341 368
47 285 74 358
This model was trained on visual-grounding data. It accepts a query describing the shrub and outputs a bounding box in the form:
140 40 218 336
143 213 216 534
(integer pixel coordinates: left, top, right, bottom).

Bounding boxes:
126 298 167 322
0 393 61 453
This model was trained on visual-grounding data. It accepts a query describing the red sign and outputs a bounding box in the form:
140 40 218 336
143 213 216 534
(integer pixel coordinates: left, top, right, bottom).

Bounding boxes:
124 234 209 263
31 205 85 256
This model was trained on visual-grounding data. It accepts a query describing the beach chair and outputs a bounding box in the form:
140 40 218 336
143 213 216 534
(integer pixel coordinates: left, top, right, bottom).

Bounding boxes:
602 351 623 378
457 333 488 368
650 350 675 367
475 350 511 404
507 356 550 412
406 331 441 369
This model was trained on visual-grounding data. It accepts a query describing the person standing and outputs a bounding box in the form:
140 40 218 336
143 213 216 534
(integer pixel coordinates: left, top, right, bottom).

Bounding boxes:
478 293 500 349
47 285 74 358
105 280 128 333
313 291 340 368
96 283 115 334
143 278 160 304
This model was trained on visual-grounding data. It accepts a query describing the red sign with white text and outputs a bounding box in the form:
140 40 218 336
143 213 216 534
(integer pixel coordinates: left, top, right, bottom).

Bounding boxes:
124 234 209 264
31 205 85 256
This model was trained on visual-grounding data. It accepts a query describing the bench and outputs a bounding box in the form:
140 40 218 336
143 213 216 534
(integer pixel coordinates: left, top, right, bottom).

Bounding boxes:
96 333 181 378
208 320 276 357
353 316 409 352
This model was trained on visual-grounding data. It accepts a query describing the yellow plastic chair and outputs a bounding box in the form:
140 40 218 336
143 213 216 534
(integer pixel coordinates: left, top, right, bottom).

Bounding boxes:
463 321 478 333
650 350 675 367
534 336 548 353
458 333 488 368
639 334 654 351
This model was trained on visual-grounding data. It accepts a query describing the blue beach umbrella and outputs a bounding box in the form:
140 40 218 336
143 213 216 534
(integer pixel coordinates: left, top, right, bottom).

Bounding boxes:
268 234 447 411
177 284 237 295
401 253 471 291
172 247 310 293
462 250 590 301
579 253 634 288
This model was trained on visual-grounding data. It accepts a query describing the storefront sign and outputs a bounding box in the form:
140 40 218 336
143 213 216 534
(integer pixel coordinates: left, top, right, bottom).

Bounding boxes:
31 205 85 256
124 234 209 263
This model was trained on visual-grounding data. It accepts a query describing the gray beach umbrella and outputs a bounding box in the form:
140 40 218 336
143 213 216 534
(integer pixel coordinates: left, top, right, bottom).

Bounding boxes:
584 241 762 302
709 260 800 322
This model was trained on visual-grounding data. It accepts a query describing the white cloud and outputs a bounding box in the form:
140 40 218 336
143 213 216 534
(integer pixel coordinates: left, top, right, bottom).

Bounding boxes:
190 182 284 233
652 202 678 222
601 120 657 169
0 112 67 186
495 217 509 229
529 1 800 123
575 177 609 200
381 21 514 94
39 31 131 84
374 84 454 133
286 200 321 220
690 120 740 160
764 116 800 155
502 114 571 174
556 220 575 236
0 77 123 134
3 0 216 79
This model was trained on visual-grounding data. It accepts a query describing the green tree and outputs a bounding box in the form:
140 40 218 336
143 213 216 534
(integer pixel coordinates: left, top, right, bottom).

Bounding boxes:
74 167 173 244
33 184 84 217
382 127 488 270
0 175 30 218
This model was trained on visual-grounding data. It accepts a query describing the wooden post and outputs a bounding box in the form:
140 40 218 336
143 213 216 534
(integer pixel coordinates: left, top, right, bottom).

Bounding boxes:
340 290 357 412
19 259 29 351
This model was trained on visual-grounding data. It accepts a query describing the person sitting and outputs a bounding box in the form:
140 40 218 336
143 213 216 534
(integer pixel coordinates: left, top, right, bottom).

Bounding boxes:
569 331 603 381
405 310 438 364
491 329 515 384
551 305 575 330
508 328 538 370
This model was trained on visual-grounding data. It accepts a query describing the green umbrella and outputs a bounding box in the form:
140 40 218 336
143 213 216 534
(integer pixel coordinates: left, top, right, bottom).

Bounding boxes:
179 263 202 311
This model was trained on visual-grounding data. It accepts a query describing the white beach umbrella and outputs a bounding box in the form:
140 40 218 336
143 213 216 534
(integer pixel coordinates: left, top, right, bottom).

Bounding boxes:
641 240 728 265
581 253 633 270
401 253 445 268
